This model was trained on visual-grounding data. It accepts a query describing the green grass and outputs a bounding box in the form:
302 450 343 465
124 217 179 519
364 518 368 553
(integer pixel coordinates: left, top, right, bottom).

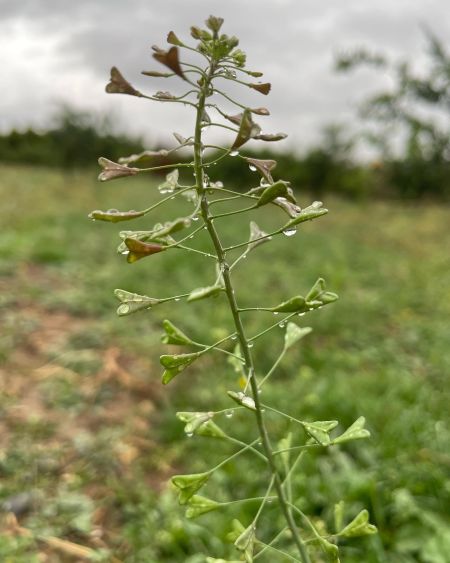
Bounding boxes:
0 164 449 562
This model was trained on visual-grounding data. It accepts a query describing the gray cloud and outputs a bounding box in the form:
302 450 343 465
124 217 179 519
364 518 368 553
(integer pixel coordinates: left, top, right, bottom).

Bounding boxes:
2 0 449 152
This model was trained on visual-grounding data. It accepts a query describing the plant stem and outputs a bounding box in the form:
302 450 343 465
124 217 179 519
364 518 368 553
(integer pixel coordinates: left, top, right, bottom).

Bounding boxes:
193 60 311 563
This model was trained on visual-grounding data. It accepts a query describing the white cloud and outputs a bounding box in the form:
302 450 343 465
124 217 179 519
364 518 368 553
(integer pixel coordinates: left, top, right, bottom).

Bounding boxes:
1 0 449 151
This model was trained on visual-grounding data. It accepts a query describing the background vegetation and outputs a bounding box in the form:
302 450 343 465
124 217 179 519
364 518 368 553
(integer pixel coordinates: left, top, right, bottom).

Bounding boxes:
0 165 448 562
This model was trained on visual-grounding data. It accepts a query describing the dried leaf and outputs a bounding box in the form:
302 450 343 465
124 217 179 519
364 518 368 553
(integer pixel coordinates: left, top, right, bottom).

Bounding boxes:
141 70 173 77
173 132 194 146
249 82 271 95
106 66 142 96
231 109 261 149
272 197 302 218
154 90 176 99
88 209 145 223
225 113 244 126
247 221 271 252
98 157 139 181
124 238 165 263
254 132 288 142
158 169 180 193
250 107 270 115
153 46 186 80
243 157 277 183
118 149 169 166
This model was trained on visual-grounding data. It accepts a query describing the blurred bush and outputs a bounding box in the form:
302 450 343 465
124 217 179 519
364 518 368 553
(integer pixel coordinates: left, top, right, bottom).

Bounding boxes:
0 107 145 169
336 29 450 200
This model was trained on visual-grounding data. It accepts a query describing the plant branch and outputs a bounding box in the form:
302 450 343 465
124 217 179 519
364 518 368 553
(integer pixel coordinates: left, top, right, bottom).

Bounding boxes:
193 59 311 563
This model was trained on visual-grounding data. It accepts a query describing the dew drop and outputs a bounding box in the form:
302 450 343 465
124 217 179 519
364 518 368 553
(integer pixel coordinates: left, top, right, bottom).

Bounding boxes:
174 298 181 302
248 342 254 348
225 410 233 419
249 165 257 172
189 235 194 239
273 312 279 316
186 432 193 438
257 389 262 395
267 498 273 504
230 150 239 157
298 312 305 317
192 216 199 221
278 322 285 328
121 250 129 256
282 228 297 237
231 335 237 340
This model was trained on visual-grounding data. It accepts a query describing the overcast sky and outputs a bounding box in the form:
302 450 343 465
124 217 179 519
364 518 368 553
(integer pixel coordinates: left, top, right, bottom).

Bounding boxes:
1 0 449 152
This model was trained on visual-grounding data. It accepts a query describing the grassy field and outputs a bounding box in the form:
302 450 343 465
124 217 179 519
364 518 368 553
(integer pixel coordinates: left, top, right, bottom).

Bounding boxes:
0 164 449 562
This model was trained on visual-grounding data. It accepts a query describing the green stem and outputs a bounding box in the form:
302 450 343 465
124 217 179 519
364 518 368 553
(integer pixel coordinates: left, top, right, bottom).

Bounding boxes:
211 204 257 220
254 527 289 560
211 438 266 472
193 58 311 563
258 349 286 388
226 436 268 463
249 312 298 342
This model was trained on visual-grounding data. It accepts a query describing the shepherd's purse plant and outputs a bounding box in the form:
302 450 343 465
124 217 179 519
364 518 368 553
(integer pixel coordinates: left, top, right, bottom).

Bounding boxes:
90 15 377 562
